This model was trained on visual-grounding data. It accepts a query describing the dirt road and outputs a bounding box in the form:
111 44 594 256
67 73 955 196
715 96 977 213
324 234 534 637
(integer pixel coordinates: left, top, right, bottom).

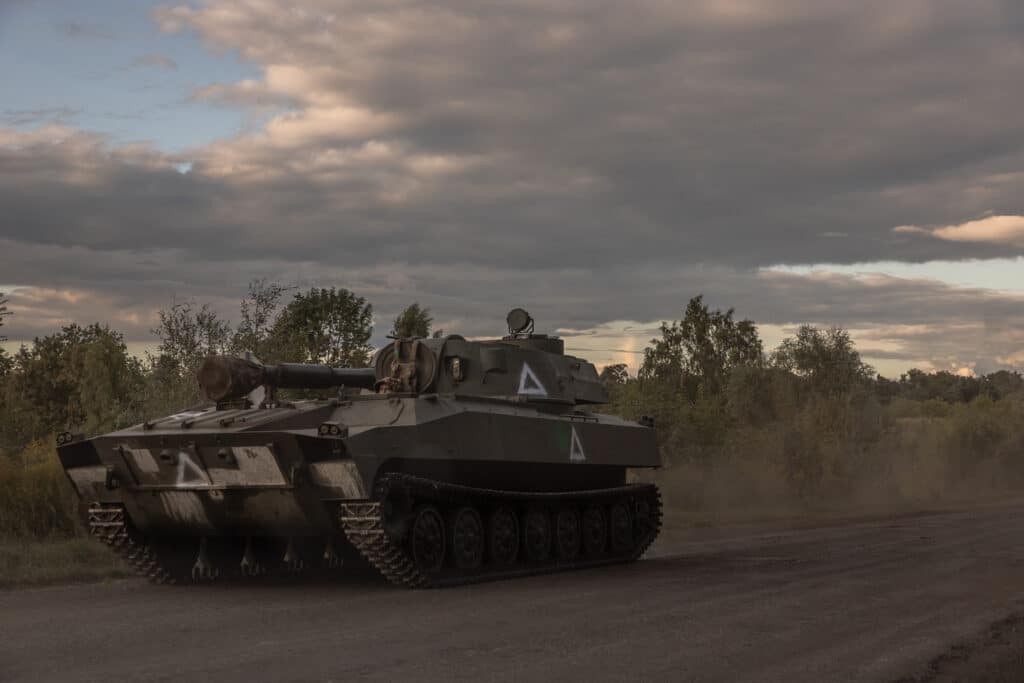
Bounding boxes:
3 503 1024 682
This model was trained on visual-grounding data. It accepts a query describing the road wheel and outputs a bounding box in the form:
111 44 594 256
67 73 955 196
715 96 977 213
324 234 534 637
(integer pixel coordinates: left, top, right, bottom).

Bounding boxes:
582 506 607 557
448 506 484 571
609 501 633 554
410 505 445 575
488 506 520 567
634 498 657 546
522 508 552 563
555 507 582 561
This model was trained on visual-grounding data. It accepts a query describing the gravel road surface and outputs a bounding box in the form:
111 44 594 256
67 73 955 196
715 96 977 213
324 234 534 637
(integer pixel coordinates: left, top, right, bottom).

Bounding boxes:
4 502 1024 682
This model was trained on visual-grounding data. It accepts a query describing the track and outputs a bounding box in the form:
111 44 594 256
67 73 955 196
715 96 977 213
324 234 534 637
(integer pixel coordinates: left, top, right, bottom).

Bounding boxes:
5 501 1024 682
338 474 662 587
89 476 662 588
86 505 176 584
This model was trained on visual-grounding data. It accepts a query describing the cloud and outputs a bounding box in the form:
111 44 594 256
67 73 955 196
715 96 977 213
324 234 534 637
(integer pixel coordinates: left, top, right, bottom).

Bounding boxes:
147 0 1024 266
191 80 292 108
933 215 1024 247
4 1 1024 375
130 54 178 71
894 215 1024 247
2 285 164 343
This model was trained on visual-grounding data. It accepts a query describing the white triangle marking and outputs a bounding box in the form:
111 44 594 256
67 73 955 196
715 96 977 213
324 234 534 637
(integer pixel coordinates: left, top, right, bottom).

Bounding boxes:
517 363 548 396
176 450 211 486
570 426 586 463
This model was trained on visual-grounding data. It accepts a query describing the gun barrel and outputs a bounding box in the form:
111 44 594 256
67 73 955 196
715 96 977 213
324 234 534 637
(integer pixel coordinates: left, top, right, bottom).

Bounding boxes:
265 363 377 391
197 355 377 402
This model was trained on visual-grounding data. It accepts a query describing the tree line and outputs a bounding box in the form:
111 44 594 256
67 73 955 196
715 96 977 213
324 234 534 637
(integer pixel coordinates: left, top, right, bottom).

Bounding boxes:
597 296 1024 506
1 285 1023 534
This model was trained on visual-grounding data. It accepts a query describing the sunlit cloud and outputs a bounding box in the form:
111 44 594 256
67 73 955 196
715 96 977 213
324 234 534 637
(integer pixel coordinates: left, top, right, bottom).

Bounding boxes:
933 215 1024 246
895 215 1024 247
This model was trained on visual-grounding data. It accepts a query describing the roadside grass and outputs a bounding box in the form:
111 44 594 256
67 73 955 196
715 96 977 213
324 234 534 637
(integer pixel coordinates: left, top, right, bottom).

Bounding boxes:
0 538 128 589
0 439 130 588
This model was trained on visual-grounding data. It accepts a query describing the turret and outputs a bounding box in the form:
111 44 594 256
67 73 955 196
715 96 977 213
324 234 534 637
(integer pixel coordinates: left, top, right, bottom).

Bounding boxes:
373 308 609 404
196 309 608 406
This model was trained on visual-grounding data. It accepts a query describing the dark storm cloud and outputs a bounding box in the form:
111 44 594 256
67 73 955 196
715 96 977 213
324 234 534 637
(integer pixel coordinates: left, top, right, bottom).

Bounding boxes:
86 0 1024 268
0 128 241 251
3 0 1024 372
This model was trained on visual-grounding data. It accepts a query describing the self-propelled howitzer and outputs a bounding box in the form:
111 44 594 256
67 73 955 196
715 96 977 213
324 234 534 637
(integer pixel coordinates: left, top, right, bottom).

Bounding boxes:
57 309 661 587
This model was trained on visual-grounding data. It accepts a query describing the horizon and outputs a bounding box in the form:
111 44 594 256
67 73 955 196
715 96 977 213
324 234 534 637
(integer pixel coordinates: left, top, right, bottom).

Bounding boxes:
0 304 989 380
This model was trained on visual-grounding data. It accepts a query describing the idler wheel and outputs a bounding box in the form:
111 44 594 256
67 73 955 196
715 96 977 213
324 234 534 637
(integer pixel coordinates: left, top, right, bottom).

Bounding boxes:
487 506 520 567
634 498 657 543
555 507 582 561
582 506 608 557
522 508 552 563
410 505 446 575
609 501 633 554
448 506 485 571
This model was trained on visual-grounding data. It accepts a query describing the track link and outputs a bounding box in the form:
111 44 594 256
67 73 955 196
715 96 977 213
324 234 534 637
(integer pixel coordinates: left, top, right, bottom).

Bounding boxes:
87 504 176 584
338 501 426 588
338 474 662 588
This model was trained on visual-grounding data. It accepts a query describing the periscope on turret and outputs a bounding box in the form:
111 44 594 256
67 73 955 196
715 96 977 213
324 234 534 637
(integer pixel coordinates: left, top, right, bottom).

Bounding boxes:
56 309 662 586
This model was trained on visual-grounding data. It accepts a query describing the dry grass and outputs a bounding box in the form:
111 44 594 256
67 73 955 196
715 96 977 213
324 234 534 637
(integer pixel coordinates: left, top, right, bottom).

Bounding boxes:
640 395 1024 531
0 437 129 588
0 438 81 539
0 538 128 589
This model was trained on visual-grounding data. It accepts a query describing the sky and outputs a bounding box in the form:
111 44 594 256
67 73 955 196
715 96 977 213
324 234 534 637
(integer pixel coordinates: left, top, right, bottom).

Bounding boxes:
2 0 1024 378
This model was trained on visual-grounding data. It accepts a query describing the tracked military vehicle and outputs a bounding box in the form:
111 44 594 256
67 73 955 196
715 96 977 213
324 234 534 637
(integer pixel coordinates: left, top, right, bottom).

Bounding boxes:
57 309 661 587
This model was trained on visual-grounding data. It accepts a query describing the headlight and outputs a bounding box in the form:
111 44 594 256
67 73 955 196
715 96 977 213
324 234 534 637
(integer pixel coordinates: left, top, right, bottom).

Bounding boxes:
319 422 345 437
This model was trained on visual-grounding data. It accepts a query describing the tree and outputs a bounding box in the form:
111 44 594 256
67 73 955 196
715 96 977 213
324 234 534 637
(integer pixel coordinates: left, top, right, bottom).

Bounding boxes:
599 363 629 386
772 325 873 393
0 291 10 342
982 370 1024 400
231 279 291 359
151 300 231 376
269 287 373 366
390 302 433 339
0 324 144 451
0 291 11 376
895 368 980 404
638 295 763 399
725 365 800 427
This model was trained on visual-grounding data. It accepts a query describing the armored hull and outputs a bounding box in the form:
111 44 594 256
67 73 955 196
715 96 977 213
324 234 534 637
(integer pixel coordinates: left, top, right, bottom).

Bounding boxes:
58 312 661 586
